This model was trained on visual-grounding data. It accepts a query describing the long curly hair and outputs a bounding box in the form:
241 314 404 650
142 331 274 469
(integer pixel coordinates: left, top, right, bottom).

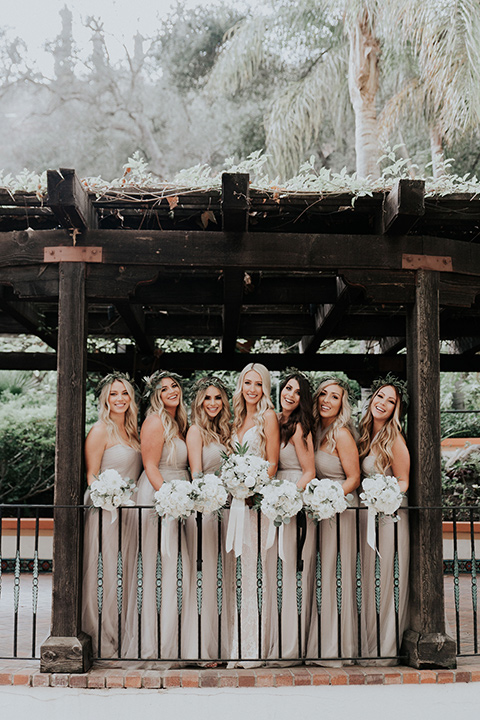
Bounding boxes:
278 372 314 447
97 376 140 451
146 374 188 463
313 377 355 452
232 363 274 459
190 377 232 450
358 384 404 473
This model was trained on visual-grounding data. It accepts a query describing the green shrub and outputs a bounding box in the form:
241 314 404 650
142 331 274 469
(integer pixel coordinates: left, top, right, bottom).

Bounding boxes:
442 449 480 520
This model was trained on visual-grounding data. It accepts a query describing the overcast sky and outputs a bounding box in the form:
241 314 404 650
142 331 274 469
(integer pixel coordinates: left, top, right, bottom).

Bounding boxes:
2 0 238 71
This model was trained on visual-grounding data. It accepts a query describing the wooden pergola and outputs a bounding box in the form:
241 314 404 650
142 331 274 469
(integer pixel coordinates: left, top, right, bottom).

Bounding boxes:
2 169 479 671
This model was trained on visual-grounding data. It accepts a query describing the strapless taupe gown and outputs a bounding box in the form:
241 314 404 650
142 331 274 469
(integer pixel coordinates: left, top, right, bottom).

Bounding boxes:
264 440 314 663
306 449 360 665
125 437 194 663
360 454 409 665
185 440 230 661
82 443 142 658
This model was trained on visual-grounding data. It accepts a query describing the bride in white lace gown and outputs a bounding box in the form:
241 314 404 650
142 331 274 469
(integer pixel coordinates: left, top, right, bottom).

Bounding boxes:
186 376 232 663
82 374 142 658
227 363 279 667
358 376 410 665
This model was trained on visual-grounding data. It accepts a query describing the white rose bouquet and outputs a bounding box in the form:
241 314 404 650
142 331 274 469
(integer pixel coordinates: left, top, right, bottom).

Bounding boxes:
190 473 228 515
153 478 195 521
89 468 137 522
360 473 404 551
220 443 270 501
260 479 303 527
302 477 348 522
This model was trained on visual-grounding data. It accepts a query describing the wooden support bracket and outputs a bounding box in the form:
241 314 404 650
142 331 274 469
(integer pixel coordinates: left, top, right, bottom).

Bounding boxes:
383 179 425 235
47 168 98 232
221 173 250 232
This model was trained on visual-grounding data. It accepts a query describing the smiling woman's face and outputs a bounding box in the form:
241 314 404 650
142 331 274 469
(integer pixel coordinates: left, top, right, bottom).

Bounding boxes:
159 377 181 410
370 385 398 423
242 370 263 406
317 383 343 421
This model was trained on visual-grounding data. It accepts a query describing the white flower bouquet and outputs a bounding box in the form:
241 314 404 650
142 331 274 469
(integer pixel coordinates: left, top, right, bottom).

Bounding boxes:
260 479 303 527
360 473 403 516
190 473 228 515
153 478 195 520
90 468 137 518
302 477 347 521
220 444 270 500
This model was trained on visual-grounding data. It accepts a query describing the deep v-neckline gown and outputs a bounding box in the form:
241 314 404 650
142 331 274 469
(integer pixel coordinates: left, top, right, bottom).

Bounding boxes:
82 443 142 658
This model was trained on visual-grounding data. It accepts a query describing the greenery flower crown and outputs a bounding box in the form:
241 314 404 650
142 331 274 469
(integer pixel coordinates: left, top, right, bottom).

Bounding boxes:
370 373 409 411
280 367 312 393
143 370 183 399
193 375 230 397
316 374 358 401
94 372 133 399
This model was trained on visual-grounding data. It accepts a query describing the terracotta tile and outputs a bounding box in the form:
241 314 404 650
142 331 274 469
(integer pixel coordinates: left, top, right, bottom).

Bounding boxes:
254 669 274 687
69 674 88 688
87 673 106 689
218 671 238 688
343 668 366 685
327 669 348 686
0 672 12 685
454 670 471 683
105 671 125 689
383 672 402 685
469 668 480 682
142 671 162 689
290 668 312 686
364 672 384 685
13 672 30 686
309 668 331 685
181 670 200 688
200 670 219 688
418 670 437 684
125 671 142 689
51 673 70 687
237 670 256 687
32 672 50 687
402 670 420 684
274 671 294 687
437 670 455 684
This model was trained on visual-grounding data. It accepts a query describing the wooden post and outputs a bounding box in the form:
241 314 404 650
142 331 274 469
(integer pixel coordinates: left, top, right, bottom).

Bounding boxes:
40 262 92 673
402 269 456 668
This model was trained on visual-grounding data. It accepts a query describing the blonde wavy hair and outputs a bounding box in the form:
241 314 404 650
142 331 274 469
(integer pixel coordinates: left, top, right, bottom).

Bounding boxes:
146 375 188 463
97 377 140 451
190 379 232 450
313 378 355 453
232 363 274 459
358 384 403 473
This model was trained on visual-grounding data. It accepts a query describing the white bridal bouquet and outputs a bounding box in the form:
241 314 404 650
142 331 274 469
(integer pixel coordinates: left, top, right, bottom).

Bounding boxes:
190 473 228 515
302 477 348 521
89 468 137 522
153 479 195 520
220 443 270 500
360 473 403 516
260 479 303 527
360 473 404 551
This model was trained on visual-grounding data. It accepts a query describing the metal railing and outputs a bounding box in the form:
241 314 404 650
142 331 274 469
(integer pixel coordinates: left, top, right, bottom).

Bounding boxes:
1 502 478 664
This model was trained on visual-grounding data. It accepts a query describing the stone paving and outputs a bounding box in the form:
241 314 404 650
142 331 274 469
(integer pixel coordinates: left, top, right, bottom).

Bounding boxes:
0 572 479 688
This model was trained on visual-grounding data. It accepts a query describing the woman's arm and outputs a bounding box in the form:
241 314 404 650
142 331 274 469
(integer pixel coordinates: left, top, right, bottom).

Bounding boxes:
85 423 109 486
140 414 166 491
186 424 204 477
291 426 316 490
391 435 410 493
264 408 280 478
336 427 361 495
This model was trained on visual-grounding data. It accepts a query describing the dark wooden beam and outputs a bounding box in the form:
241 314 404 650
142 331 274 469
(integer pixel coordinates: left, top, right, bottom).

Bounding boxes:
383 179 425 235
3 230 480 278
221 269 245 354
40 262 92 673
221 173 249 232
113 301 154 355
451 337 480 355
403 269 456 669
379 336 405 354
47 168 98 232
299 278 357 354
0 287 57 348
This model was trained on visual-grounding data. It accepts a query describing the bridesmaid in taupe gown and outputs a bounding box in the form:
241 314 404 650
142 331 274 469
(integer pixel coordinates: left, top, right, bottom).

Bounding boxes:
306 376 361 665
82 374 142 658
358 375 410 665
186 376 232 663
